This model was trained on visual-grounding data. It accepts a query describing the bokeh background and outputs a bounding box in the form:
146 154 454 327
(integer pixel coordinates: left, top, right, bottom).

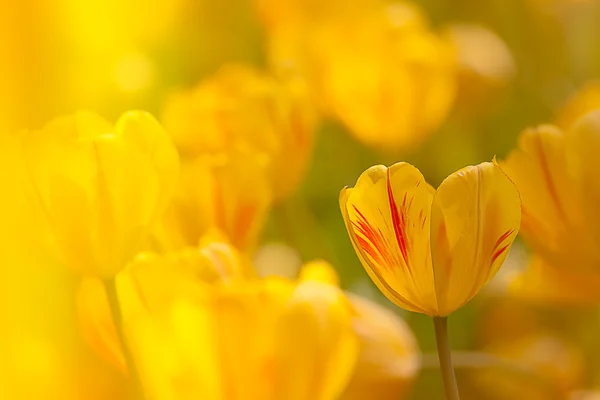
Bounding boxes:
2 0 600 399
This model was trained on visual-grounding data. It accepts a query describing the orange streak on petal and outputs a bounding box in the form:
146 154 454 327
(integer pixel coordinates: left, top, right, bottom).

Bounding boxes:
234 203 256 248
534 133 567 222
351 205 393 271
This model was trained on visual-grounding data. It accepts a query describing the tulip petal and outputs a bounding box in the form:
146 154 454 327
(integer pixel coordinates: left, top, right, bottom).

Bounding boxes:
116 111 180 223
132 297 222 400
340 163 437 315
92 136 161 276
216 278 293 400
501 124 597 270
273 281 358 400
510 254 600 305
566 110 600 250
430 161 520 315
341 294 420 400
501 126 579 257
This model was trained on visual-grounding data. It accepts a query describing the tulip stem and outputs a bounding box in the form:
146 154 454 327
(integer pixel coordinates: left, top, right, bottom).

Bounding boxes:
103 277 146 400
433 316 460 400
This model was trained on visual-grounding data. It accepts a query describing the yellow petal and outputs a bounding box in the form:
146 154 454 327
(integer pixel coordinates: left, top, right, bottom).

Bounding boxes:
298 260 340 286
76 251 209 377
170 240 246 284
510 255 600 305
341 294 420 400
41 111 112 142
501 124 598 271
116 110 180 224
132 296 222 400
340 163 437 315
211 152 273 251
151 157 216 252
76 277 126 373
92 135 161 276
555 81 600 130
215 278 294 400
566 110 600 250
273 281 359 400
430 160 521 315
22 114 102 272
155 151 272 253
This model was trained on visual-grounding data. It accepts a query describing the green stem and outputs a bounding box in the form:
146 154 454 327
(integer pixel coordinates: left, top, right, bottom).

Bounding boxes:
103 277 146 400
433 316 460 400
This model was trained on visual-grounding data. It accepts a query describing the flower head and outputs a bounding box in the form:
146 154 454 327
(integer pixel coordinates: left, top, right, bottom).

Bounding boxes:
270 2 456 151
152 151 272 252
162 64 318 201
501 110 600 303
340 160 521 316
78 247 360 400
21 111 179 277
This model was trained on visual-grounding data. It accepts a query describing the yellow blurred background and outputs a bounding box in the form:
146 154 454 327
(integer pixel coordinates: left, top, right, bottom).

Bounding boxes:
2 0 600 399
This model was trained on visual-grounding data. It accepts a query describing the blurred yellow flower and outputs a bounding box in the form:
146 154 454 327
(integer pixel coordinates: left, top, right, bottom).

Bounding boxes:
20 111 179 278
556 81 600 130
471 298 585 400
78 245 425 399
443 23 516 114
162 64 318 201
78 240 244 373
152 152 272 252
342 293 420 400
340 160 521 316
270 2 456 151
300 260 421 400
472 334 584 400
253 0 383 32
510 255 600 304
79 250 359 400
501 110 600 303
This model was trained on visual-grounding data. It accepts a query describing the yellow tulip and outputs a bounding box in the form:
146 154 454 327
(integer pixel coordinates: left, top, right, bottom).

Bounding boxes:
272 280 358 400
501 110 600 303
297 260 420 399
78 247 359 400
340 160 521 316
78 237 246 366
341 294 420 400
162 64 318 201
282 2 456 151
443 23 515 115
21 111 179 278
152 151 272 252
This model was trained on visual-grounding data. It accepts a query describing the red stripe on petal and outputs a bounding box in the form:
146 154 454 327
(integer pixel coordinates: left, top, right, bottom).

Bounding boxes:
493 229 514 251
387 169 411 268
491 244 510 264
